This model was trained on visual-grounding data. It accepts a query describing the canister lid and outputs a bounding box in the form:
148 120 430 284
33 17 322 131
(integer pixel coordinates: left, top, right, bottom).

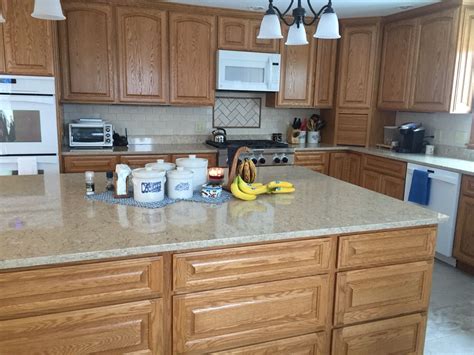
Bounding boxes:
167 166 194 179
132 166 166 179
145 159 176 171
175 154 208 168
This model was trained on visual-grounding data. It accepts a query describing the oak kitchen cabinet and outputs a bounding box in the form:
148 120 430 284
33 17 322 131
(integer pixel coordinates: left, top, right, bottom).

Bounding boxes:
379 5 474 113
59 2 116 102
116 6 168 103
218 16 278 52
329 152 361 185
169 12 216 105
294 151 329 174
360 154 407 200
0 0 54 76
454 175 474 272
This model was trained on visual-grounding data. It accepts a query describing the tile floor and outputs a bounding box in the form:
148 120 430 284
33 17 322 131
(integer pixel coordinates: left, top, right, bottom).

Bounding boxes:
424 261 474 354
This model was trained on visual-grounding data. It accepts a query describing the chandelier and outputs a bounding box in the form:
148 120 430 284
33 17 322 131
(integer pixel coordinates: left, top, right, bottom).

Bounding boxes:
258 0 340 45
0 0 65 23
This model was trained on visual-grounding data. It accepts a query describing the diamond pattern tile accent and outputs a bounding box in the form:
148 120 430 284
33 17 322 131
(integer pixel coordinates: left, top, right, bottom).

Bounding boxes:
213 97 261 128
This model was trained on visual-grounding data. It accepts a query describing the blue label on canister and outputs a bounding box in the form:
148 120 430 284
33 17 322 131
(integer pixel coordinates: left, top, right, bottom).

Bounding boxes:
141 182 161 194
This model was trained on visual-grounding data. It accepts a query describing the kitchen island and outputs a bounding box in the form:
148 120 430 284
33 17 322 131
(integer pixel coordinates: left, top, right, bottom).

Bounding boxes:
0 167 444 354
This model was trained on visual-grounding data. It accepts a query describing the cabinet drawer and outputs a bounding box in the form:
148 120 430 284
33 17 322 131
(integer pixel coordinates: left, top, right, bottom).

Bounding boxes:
63 155 119 173
174 238 335 293
295 151 328 165
173 276 330 353
0 257 163 320
210 332 327 355
0 300 162 354
334 261 432 326
338 227 436 269
462 175 474 197
171 153 217 167
362 155 407 178
120 154 170 169
332 313 427 355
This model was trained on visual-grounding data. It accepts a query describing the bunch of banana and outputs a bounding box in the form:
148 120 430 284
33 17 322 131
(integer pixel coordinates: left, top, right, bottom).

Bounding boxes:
237 159 257 183
230 176 296 201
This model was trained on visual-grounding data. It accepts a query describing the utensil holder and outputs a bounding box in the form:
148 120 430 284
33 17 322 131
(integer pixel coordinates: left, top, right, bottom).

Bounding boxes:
307 131 321 144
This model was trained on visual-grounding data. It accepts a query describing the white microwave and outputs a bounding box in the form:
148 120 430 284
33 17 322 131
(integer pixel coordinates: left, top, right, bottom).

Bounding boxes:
216 50 281 92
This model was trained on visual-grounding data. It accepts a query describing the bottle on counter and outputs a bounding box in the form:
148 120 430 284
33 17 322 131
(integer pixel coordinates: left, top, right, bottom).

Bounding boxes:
106 171 114 191
85 171 95 195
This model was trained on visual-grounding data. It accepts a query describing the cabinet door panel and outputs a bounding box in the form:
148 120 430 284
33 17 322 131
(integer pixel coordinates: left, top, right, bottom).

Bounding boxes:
332 313 427 355
170 13 216 105
218 16 249 50
295 152 329 174
338 24 378 109
361 169 382 193
274 26 316 107
348 153 361 185
59 3 115 101
2 0 53 75
210 332 327 355
381 174 405 200
329 152 349 181
378 18 417 110
314 39 337 108
173 276 330 353
410 8 459 111
454 194 474 266
0 300 162 354
117 7 168 103
249 19 279 53
334 261 432 325
336 113 369 146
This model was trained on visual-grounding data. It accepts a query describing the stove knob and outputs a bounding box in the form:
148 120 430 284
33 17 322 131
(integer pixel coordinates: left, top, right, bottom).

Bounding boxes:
251 157 258 165
273 156 281 164
281 156 289 164
259 157 266 164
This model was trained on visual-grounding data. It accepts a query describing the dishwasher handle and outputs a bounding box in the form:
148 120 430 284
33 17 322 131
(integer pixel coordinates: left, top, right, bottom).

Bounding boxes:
407 167 459 185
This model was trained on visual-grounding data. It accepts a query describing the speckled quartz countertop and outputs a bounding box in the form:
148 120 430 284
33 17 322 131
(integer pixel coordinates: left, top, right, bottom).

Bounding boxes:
62 143 217 155
291 144 474 176
0 167 444 270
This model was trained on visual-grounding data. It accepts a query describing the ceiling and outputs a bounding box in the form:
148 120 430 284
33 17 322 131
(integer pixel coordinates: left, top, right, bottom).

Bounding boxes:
160 0 441 18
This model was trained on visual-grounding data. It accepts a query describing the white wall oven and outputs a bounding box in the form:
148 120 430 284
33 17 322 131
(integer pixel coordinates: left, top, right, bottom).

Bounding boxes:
0 76 59 175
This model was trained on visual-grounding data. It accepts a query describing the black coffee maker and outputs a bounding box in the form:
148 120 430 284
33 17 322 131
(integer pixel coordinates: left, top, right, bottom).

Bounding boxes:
397 123 425 153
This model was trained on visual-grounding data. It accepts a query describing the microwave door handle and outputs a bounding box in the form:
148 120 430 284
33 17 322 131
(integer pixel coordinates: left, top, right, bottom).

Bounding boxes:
267 58 272 86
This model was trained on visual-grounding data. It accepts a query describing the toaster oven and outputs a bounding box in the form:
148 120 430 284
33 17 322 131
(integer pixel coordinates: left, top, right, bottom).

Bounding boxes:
69 120 113 148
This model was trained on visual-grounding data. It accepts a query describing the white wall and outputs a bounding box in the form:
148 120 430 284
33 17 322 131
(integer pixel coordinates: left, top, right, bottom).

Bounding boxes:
396 112 472 147
63 92 318 140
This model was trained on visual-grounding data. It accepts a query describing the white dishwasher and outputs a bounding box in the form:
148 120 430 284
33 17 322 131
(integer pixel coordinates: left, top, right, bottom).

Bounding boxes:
404 163 461 266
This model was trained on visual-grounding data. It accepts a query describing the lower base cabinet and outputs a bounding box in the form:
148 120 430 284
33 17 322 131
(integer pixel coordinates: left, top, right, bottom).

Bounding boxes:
454 175 474 273
0 300 163 354
295 151 329 174
209 332 327 355
332 313 427 355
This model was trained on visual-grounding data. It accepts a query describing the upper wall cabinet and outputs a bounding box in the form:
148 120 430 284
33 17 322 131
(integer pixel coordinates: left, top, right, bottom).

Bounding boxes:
378 18 417 110
116 7 168 103
169 13 216 106
59 2 115 102
0 0 54 76
218 16 278 53
314 39 337 108
337 23 378 109
379 6 474 113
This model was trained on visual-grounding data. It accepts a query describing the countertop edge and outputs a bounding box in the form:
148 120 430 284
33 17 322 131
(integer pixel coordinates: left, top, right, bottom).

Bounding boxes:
0 218 443 271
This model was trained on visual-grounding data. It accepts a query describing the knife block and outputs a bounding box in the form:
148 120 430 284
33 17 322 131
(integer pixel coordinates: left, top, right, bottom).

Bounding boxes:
287 127 301 144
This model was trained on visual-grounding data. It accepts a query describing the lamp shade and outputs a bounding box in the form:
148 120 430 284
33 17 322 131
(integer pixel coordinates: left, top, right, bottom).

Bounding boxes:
31 0 66 20
257 13 283 39
315 11 340 39
286 23 308 45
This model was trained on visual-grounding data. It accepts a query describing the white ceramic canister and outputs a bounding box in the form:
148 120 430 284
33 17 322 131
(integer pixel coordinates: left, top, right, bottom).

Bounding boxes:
132 166 166 203
145 159 176 172
167 167 194 199
175 155 208 191
307 131 321 144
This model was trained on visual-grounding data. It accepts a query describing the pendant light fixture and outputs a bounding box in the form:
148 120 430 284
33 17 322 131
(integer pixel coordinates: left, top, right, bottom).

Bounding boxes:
31 0 66 21
258 0 340 45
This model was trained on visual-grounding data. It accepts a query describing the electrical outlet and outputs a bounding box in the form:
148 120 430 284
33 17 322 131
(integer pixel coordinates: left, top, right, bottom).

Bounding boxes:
195 121 207 134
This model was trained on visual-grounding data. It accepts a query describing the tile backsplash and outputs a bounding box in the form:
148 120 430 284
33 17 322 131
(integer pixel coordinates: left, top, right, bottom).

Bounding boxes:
63 92 318 140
